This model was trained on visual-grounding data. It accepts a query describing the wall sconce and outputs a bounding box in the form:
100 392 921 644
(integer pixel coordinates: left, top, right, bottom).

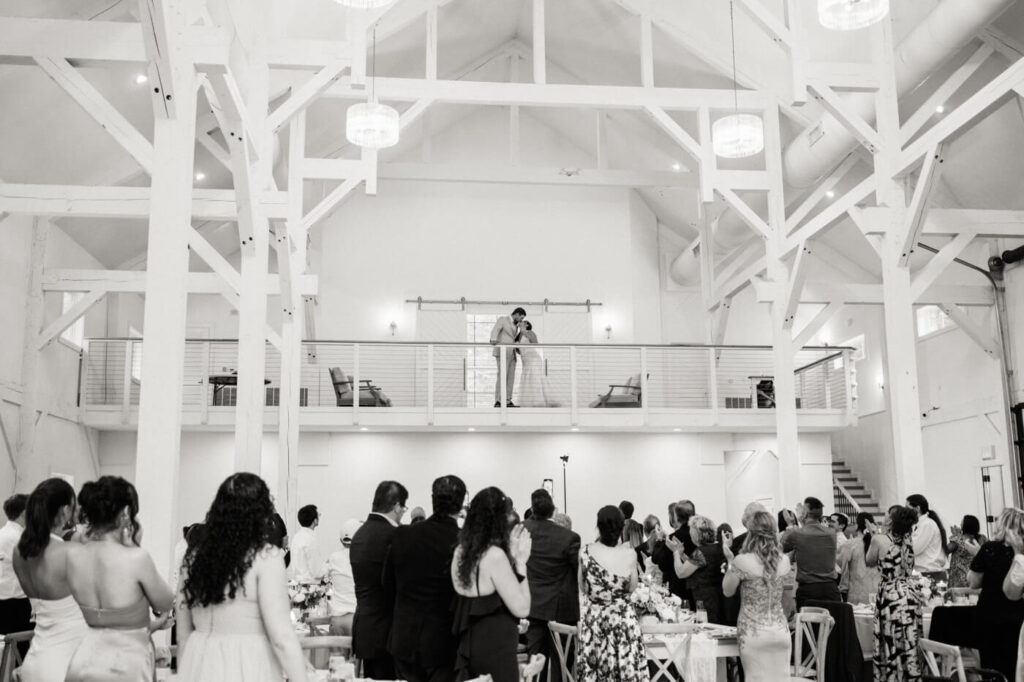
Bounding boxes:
605 324 613 340
876 374 885 390
389 321 397 336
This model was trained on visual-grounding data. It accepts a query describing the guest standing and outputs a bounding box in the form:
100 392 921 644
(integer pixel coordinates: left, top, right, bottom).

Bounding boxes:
0 494 31 652
523 488 581 682
777 508 798 534
669 515 726 624
576 506 649 682
327 519 361 636
619 500 644 547
829 512 851 549
290 504 326 582
351 480 408 679
947 514 984 588
386 475 467 682
967 507 1024 677
451 487 532 682
651 501 697 602
730 502 767 556
11 479 87 682
781 496 840 609
906 494 948 580
867 505 922 682
64 476 175 682
267 511 290 568
721 511 791 682
837 512 880 605
176 473 309 682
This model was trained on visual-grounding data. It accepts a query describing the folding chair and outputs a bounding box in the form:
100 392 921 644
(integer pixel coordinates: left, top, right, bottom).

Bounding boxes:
641 622 694 682
520 653 545 682
547 621 577 682
0 631 34 682
791 607 834 681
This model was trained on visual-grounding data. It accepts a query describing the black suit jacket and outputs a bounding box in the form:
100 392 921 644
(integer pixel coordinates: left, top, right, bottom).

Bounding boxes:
731 532 748 555
650 527 697 600
523 518 581 624
385 514 460 667
350 514 398 660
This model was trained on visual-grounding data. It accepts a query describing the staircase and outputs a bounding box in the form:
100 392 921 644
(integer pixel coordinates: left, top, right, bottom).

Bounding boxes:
832 459 884 518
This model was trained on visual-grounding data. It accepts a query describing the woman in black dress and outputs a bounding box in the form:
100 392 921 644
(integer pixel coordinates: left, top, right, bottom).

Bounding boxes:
967 507 1024 677
450 488 532 682
668 514 726 624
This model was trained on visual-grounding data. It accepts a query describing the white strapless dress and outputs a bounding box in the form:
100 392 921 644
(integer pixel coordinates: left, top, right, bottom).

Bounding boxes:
518 345 560 407
18 595 88 682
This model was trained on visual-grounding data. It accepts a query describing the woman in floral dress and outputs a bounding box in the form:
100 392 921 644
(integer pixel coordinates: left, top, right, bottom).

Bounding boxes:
577 506 649 682
868 505 922 681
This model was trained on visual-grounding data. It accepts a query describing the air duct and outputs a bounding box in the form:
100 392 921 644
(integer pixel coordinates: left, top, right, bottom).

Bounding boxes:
670 0 1014 286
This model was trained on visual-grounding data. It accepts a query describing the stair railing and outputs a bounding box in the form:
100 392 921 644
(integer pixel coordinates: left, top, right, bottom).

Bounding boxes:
833 479 864 516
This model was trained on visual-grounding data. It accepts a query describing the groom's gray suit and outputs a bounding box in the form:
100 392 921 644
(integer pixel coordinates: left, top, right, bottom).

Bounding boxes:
489 316 519 404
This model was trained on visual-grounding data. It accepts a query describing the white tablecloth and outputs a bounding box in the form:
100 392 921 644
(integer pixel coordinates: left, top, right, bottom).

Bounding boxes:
643 624 739 682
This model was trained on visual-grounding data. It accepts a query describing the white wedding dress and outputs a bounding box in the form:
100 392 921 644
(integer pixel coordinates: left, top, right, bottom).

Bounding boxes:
518 340 560 407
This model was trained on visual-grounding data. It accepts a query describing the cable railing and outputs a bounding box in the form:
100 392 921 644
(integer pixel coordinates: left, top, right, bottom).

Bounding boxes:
79 339 857 426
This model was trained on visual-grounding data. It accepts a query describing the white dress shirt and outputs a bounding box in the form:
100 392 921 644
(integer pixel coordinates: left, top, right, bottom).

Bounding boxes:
327 546 357 616
290 526 326 582
911 515 947 573
0 520 26 600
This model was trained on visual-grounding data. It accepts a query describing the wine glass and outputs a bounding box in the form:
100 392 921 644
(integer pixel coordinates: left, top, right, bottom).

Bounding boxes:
695 600 708 625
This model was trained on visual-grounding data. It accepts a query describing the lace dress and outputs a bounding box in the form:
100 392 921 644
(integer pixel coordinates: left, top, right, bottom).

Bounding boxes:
577 546 649 682
873 534 922 682
727 560 790 682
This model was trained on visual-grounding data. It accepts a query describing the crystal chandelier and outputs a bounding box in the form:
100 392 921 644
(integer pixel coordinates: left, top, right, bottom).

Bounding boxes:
713 1 764 158
818 0 889 31
345 26 400 149
336 0 395 8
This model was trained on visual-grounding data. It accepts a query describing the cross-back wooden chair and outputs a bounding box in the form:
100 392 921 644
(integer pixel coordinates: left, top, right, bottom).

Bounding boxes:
520 653 545 682
640 621 694 682
791 607 834 682
0 631 33 682
547 621 577 682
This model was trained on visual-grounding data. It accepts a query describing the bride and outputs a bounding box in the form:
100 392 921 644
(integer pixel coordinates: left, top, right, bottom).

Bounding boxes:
517 321 560 407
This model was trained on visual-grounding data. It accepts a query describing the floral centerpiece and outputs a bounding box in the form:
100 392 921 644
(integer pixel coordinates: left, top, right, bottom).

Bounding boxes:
288 576 332 621
911 572 948 607
630 574 683 623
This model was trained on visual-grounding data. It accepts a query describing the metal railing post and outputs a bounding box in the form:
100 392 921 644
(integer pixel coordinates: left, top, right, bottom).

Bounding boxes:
570 346 578 425
824 359 832 409
708 348 719 419
352 343 360 425
499 345 507 424
640 347 649 425
199 341 210 424
843 349 857 422
427 344 434 425
120 340 133 424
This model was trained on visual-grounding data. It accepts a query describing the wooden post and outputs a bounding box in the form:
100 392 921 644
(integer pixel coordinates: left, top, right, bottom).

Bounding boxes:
134 0 198 579
15 218 49 490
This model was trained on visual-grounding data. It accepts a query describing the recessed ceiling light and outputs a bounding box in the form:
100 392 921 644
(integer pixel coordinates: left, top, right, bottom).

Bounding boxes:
570 427 579 432
467 427 475 432
825 190 836 199
134 73 148 85
671 162 682 172
359 426 368 431
673 428 682 432
935 105 945 114
194 171 205 181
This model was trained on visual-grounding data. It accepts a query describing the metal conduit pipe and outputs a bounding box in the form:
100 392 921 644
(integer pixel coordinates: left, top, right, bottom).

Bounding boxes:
670 0 1015 286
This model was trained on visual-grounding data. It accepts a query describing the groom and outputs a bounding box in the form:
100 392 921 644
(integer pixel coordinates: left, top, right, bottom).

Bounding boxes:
490 306 525 407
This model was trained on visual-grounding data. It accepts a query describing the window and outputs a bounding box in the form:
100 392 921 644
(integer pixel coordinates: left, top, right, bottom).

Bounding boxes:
916 305 954 338
466 314 499 408
60 292 85 348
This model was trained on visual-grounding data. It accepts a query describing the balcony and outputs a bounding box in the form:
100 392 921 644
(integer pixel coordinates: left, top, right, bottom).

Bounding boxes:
79 339 857 432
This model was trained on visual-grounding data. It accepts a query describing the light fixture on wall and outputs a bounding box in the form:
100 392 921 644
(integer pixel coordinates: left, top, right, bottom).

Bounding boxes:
876 373 885 390
605 324 613 340
713 1 764 158
389 321 397 336
818 0 889 31
345 26 400 149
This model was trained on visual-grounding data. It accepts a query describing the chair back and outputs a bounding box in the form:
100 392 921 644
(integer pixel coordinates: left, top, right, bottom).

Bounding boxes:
640 621 696 682
793 607 834 682
329 367 352 401
0 631 33 682
547 621 577 682
520 653 545 682
920 638 967 682
299 635 354 670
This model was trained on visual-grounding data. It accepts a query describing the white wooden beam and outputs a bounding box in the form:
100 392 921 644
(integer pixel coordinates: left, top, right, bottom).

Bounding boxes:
785 155 859 232
900 43 994 145
196 130 232 171
709 296 732 346
302 179 362 231
807 81 881 152
642 106 702 167
860 208 1024 238
186 225 242 292
793 300 845 349
736 0 793 47
782 242 811 329
910 232 974 301
784 174 875 252
425 3 438 81
810 238 880 282
266 59 349 133
698 204 715 311
35 57 156 174
596 112 608 170
784 0 807 104
900 143 945 267
712 255 767 306
938 304 999 358
753 278 993 306
717 188 772 240
533 0 546 85
41 270 317 295
137 0 181 119
373 163 696 187
696 105 715 202
36 290 106 350
640 10 654 87
14 219 48 488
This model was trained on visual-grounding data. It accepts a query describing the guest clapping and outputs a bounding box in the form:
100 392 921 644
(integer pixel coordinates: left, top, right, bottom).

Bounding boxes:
969 507 1024 678
907 494 948 580
668 515 726 624
781 496 840 609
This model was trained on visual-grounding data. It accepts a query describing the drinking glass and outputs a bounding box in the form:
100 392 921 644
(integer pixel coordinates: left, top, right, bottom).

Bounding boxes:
695 601 708 625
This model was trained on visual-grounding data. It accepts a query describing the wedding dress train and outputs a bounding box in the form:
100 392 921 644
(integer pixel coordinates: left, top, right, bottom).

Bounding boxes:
517 343 560 407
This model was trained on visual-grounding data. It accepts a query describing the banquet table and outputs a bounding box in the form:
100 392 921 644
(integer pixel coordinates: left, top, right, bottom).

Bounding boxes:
643 623 739 681
851 605 979 660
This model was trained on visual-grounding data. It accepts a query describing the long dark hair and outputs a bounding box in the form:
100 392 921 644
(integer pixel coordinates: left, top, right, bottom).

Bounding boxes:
79 476 140 544
456 487 511 588
597 505 624 548
907 494 947 550
183 473 275 608
856 511 875 555
17 479 75 560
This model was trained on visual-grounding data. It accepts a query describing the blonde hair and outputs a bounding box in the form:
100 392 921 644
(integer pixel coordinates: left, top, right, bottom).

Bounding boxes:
741 511 783 582
992 507 1024 547
688 514 717 546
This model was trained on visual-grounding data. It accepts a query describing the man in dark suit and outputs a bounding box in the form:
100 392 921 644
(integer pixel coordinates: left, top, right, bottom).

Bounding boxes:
523 489 580 682
385 475 467 682
650 499 697 602
351 480 408 679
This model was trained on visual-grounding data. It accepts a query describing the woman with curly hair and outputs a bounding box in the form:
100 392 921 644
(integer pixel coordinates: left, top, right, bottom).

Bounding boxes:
63 476 174 681
450 487 532 682
721 511 791 682
11 478 87 682
175 473 308 682
867 505 922 682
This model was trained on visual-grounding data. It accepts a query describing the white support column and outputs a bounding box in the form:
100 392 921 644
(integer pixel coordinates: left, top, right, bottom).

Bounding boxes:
15 218 49 490
532 0 545 85
640 11 653 88
134 0 197 579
